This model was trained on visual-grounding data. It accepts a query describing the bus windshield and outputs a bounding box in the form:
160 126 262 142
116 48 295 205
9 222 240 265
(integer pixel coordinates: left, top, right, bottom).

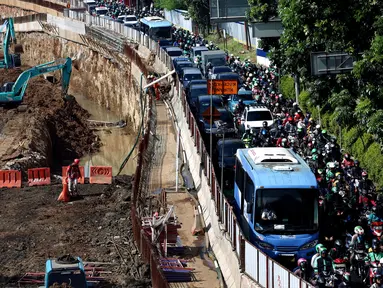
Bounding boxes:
150 27 172 39
254 189 318 234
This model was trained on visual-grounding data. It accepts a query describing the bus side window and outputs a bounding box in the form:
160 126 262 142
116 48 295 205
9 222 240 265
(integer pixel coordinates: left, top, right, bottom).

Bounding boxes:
235 159 244 192
245 174 255 214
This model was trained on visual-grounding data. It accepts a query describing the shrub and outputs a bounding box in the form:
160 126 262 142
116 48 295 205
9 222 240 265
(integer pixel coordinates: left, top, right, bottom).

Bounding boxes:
280 76 295 100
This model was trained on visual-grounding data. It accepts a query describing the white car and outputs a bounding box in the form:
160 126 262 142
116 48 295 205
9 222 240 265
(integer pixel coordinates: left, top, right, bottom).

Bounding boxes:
240 105 274 132
123 15 138 27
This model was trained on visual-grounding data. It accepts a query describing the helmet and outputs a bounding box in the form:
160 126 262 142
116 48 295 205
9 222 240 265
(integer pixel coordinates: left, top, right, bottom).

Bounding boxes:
322 129 327 134
297 258 307 267
288 116 293 122
263 121 268 127
344 153 350 159
372 238 379 249
316 124 321 129
375 274 382 281
308 142 313 148
311 148 317 154
318 169 323 175
74 159 80 165
282 138 287 143
312 154 318 161
320 247 328 255
334 239 343 248
315 243 324 253
261 130 267 136
355 160 359 165
362 171 368 177
293 102 297 106
238 99 243 104
354 226 364 235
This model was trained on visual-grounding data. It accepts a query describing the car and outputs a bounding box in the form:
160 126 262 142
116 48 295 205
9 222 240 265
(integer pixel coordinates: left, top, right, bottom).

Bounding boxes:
198 108 236 138
195 95 224 116
123 15 138 27
216 138 246 170
172 57 190 68
174 61 194 76
187 84 208 112
239 105 274 133
215 72 243 84
209 66 232 79
190 46 209 63
184 79 207 96
164 47 183 59
227 88 256 114
181 68 204 89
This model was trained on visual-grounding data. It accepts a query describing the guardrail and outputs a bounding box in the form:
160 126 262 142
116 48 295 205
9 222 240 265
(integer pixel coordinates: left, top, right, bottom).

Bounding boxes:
8 4 315 286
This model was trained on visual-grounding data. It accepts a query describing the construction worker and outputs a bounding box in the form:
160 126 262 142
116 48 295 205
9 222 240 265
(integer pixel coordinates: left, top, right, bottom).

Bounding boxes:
66 159 82 196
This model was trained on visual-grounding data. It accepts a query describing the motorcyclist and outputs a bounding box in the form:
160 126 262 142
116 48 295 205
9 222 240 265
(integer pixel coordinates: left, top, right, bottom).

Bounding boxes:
293 258 310 281
241 129 253 148
330 239 347 260
235 99 246 115
350 226 369 271
366 238 383 262
316 247 334 279
371 274 383 288
367 206 383 225
311 243 325 273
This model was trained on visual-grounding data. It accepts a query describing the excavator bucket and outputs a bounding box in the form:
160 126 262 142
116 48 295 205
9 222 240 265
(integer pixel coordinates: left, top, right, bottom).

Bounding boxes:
13 43 24 54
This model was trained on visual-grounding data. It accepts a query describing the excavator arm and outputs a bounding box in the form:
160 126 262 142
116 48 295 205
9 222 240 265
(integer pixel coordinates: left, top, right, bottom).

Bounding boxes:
0 57 72 104
0 18 22 69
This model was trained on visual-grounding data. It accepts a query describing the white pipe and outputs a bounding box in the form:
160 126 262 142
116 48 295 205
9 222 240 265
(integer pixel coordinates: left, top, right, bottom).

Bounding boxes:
175 127 180 192
143 70 176 89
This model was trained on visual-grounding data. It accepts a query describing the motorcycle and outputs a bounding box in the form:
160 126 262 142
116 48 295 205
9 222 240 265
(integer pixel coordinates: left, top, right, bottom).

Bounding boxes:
367 260 380 285
370 221 383 240
354 250 368 281
333 258 347 284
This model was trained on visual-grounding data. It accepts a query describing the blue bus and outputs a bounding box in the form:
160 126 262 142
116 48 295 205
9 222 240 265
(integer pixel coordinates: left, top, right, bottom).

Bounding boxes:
140 16 173 46
233 147 319 262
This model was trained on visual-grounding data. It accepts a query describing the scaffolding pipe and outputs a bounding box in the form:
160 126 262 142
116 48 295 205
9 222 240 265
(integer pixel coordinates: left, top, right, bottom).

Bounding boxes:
143 70 176 89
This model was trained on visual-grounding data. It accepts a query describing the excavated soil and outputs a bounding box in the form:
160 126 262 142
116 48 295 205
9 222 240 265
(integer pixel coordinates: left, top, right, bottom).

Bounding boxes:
0 68 100 173
0 175 151 288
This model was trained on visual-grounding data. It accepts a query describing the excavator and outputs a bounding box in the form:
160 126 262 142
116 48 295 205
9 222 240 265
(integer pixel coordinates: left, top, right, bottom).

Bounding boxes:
0 18 23 69
0 57 72 107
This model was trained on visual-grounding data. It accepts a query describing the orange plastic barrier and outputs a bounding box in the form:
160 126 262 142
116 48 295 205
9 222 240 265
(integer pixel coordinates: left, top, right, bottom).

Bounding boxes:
89 166 112 184
0 170 22 188
61 166 85 184
28 168 51 186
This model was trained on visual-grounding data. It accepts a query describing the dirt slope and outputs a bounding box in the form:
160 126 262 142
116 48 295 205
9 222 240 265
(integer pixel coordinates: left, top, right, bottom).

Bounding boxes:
0 67 100 173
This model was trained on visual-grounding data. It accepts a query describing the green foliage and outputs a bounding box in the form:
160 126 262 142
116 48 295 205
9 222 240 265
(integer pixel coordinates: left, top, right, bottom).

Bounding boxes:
186 0 210 34
247 0 278 22
298 90 310 112
280 76 295 99
154 0 186 10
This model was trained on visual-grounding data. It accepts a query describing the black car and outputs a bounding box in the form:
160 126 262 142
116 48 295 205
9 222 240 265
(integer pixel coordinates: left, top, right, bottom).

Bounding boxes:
215 138 246 170
187 84 208 112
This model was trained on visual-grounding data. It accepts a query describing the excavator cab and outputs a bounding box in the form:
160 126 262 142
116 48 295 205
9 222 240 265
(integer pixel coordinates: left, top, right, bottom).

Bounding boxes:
44 255 88 288
0 82 14 92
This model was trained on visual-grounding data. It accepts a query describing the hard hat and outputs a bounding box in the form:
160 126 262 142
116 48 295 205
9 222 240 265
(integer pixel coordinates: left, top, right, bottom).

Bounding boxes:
74 159 80 164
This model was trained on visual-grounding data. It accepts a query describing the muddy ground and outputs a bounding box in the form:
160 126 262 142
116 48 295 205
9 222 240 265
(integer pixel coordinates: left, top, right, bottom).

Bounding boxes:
0 175 151 288
0 68 100 174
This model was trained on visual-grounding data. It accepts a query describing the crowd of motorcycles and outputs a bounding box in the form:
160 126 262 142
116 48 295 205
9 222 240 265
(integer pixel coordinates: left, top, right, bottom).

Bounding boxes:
93 1 163 20
170 27 383 288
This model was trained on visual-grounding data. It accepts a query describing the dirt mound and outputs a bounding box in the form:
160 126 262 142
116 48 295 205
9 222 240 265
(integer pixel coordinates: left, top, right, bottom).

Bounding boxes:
0 67 100 171
0 175 151 287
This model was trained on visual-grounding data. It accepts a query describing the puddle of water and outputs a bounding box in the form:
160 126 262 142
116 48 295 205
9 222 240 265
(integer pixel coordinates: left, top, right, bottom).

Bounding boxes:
73 94 138 176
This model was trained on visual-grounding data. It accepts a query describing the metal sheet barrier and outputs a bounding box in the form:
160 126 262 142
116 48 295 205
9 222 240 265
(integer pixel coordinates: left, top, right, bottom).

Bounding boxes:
245 241 258 282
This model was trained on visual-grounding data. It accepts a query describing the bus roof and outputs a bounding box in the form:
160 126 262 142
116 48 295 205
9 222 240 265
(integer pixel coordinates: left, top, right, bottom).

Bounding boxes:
140 16 172 28
237 147 317 189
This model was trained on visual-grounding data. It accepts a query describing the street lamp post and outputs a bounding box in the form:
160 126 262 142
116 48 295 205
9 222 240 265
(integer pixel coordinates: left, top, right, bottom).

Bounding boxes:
215 120 227 210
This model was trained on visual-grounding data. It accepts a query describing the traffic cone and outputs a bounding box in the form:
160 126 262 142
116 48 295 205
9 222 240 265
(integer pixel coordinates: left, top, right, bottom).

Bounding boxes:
58 180 70 202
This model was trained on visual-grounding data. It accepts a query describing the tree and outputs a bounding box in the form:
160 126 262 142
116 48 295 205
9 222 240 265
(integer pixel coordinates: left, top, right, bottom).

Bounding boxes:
154 0 186 11
186 0 210 34
247 0 278 22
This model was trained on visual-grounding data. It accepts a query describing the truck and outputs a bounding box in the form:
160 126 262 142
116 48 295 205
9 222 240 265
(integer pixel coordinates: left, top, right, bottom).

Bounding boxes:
233 147 319 262
41 255 88 288
200 50 227 77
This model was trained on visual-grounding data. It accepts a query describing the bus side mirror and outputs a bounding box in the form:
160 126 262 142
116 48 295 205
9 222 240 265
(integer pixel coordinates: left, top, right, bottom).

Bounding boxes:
246 201 253 214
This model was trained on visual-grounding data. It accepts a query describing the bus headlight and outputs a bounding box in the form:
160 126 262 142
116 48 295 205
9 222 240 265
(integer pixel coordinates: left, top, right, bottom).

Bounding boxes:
300 240 318 250
257 241 273 250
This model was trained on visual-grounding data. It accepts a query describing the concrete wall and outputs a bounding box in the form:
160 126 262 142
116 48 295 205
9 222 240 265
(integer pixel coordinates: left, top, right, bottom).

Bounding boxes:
164 9 194 32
